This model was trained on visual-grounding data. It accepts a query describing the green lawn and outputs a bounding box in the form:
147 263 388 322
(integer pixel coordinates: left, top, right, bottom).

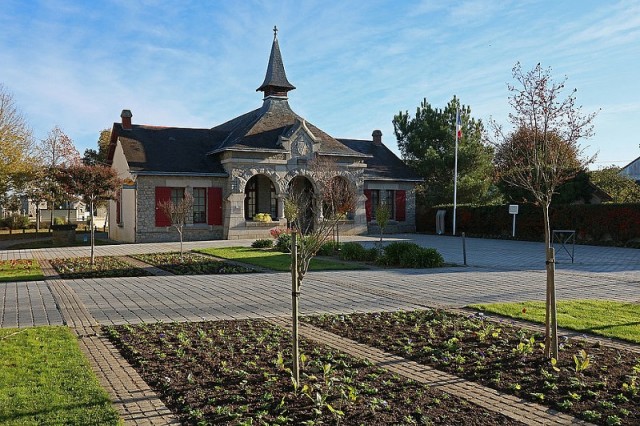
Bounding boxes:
470 299 640 343
0 326 120 425
195 247 366 272
0 260 44 282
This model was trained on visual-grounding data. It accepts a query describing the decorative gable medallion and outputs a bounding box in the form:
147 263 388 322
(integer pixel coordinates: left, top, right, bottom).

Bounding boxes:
292 133 311 158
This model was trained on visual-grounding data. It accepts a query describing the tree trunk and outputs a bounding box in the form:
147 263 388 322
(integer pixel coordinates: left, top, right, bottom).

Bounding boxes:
543 203 559 359
291 231 300 384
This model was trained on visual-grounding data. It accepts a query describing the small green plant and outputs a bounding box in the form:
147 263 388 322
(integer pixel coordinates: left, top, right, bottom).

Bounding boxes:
606 415 622 426
251 239 273 248
339 242 368 261
573 349 591 373
581 410 601 421
512 336 536 357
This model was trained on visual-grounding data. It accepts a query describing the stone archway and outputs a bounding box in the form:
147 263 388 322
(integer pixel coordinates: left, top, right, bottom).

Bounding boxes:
288 175 315 233
245 174 278 220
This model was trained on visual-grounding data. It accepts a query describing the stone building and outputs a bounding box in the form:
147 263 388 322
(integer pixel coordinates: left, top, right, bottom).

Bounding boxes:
106 30 421 243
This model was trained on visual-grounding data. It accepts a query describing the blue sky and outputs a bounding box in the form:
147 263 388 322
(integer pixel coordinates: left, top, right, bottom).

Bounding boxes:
1 0 638 168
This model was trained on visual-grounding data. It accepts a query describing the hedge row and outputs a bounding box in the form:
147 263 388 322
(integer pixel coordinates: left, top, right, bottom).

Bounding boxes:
419 203 640 243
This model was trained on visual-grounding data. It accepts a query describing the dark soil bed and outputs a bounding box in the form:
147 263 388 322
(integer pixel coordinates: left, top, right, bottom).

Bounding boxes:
105 320 523 425
304 310 640 425
49 256 152 279
131 252 256 275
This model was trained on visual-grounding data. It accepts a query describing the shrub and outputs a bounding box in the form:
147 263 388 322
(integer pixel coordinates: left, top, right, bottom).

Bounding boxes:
275 233 292 252
3 214 30 230
377 242 444 268
251 239 273 249
253 213 272 222
317 241 340 256
53 217 67 225
337 242 364 261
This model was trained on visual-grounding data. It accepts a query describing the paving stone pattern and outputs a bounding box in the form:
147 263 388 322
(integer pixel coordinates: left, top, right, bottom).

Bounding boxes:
1 235 638 424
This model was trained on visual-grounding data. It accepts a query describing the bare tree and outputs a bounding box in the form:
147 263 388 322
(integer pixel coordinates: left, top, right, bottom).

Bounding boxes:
287 157 357 383
35 126 81 225
491 63 596 359
158 192 194 260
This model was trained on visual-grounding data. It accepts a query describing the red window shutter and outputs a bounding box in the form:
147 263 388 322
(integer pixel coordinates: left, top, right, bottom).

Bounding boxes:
155 186 171 226
395 190 406 222
207 187 223 225
364 189 372 222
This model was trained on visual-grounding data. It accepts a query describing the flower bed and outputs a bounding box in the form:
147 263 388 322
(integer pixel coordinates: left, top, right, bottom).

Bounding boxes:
131 252 256 274
105 320 521 425
304 310 640 425
49 257 152 279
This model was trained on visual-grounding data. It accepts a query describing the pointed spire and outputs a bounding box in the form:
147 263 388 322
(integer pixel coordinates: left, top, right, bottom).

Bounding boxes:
257 26 296 97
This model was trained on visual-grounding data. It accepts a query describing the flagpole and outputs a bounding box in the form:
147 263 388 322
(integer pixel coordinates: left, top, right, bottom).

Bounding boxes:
453 108 460 236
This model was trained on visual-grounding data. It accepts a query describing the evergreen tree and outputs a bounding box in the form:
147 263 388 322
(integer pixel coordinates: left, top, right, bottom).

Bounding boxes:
393 96 499 206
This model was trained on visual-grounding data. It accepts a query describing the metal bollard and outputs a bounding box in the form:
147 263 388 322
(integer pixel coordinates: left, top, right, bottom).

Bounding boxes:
462 232 467 266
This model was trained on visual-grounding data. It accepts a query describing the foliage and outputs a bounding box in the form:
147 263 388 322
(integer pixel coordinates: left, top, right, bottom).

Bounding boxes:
393 96 499 206
49 256 152 279
0 83 36 196
57 163 121 264
316 241 339 256
275 233 292 252
376 242 444 268
1 214 29 230
375 202 391 245
422 203 640 244
253 213 272 222
251 238 274 248
590 166 640 203
0 259 43 282
132 252 255 274
105 319 514 424
339 242 378 262
470 300 640 344
82 129 111 166
0 326 120 425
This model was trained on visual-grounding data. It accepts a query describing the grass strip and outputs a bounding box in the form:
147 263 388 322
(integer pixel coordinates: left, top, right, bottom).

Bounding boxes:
0 326 120 425
196 246 365 271
470 299 640 343
0 259 44 282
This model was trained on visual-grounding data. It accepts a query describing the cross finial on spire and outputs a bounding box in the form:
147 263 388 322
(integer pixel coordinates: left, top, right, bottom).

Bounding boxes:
273 25 278 39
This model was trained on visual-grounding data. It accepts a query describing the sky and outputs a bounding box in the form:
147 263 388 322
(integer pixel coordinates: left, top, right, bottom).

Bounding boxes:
1 0 639 169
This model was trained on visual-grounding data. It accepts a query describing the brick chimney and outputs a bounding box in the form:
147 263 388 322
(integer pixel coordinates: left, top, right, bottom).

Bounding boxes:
120 109 133 130
372 129 382 145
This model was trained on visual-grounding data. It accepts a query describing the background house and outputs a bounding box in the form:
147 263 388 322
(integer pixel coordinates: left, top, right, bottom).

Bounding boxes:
107 31 420 243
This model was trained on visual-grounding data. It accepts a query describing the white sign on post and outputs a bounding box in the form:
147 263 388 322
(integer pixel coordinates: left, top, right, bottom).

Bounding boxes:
509 204 519 237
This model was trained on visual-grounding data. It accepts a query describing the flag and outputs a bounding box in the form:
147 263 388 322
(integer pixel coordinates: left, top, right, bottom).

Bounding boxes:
456 109 462 139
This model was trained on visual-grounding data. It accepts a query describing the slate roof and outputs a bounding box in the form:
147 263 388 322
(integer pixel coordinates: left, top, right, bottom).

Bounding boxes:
257 36 295 93
209 97 366 157
112 124 227 175
339 138 422 181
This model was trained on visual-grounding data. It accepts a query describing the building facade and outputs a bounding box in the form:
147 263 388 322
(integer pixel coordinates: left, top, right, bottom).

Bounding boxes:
107 31 421 243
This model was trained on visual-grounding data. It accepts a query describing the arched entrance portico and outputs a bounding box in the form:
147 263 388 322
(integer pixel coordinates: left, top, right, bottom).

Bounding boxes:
245 174 278 220
288 175 315 233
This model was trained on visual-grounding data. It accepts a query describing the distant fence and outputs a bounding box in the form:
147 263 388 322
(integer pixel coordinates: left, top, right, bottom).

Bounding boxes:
418 203 640 244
